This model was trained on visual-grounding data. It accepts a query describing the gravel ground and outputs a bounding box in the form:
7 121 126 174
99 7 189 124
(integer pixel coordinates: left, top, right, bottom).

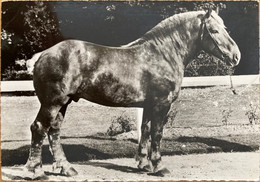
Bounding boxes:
1 152 259 181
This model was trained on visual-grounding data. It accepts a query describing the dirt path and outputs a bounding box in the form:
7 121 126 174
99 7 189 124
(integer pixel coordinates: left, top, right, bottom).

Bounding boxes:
1 152 259 181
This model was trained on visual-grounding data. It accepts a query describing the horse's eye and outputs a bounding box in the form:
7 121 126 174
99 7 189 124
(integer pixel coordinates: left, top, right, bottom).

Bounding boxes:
210 29 219 34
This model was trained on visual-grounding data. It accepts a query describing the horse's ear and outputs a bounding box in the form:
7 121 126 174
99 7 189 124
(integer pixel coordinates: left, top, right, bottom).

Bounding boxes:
205 8 212 18
216 6 219 14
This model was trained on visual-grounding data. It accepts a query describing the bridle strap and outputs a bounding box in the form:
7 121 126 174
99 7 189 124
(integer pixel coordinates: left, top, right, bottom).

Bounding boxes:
200 20 227 59
200 19 237 94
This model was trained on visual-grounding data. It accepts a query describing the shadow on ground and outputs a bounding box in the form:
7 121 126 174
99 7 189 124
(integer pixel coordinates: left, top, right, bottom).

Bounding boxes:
2 135 257 166
85 161 142 174
176 136 255 152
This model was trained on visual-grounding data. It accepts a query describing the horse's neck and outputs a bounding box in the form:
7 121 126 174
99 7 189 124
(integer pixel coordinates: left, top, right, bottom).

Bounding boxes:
135 15 202 67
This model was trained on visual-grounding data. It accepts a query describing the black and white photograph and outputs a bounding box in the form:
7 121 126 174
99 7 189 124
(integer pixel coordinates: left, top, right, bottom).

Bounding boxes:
1 1 259 181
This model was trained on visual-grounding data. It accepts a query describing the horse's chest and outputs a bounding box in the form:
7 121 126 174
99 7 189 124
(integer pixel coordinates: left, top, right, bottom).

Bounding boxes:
141 57 184 103
147 59 184 84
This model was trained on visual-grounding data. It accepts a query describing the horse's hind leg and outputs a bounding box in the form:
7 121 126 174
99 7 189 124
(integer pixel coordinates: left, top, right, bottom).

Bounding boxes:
24 105 61 178
47 99 78 176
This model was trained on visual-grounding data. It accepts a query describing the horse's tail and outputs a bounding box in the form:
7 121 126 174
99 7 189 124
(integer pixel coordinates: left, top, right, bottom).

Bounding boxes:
137 108 143 144
26 52 43 75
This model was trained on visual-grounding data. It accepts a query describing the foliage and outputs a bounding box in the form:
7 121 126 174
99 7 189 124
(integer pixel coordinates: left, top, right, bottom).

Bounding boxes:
1 1 63 79
221 109 233 125
2 68 32 81
107 113 135 136
2 59 32 80
23 2 62 53
185 52 234 77
1 1 258 80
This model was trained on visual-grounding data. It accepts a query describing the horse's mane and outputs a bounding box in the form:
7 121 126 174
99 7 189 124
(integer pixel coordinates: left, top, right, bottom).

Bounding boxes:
123 11 206 47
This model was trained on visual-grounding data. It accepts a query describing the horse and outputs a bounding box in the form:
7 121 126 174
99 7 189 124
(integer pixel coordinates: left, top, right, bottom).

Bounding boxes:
24 9 240 178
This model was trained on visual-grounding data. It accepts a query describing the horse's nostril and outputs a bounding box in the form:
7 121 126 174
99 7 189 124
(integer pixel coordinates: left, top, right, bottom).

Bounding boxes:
231 53 241 66
233 54 240 62
234 55 238 61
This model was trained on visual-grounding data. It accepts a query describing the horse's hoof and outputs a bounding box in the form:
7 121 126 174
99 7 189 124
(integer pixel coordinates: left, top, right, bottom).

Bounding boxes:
52 161 78 176
152 167 171 177
23 166 47 180
61 166 78 177
138 164 152 172
138 159 153 172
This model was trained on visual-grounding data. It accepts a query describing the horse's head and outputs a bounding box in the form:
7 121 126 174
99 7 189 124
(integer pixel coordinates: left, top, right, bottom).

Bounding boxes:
199 9 241 67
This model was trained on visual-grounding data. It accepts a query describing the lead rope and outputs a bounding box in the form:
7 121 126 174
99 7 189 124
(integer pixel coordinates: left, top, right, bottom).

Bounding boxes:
229 74 259 95
229 75 237 95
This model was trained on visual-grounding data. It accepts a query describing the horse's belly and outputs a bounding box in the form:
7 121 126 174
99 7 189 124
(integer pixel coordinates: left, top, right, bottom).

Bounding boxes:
77 73 145 107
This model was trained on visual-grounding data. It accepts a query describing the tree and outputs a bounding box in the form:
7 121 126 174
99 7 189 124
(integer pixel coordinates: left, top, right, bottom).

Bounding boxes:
23 2 63 54
1 1 63 80
2 1 257 80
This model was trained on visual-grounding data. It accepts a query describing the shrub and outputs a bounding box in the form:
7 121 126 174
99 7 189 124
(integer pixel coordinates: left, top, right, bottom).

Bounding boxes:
185 51 234 77
107 113 136 136
245 103 259 124
221 109 233 125
2 63 32 81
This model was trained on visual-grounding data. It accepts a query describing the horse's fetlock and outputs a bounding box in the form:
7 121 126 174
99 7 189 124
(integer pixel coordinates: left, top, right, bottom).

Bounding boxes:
25 159 42 172
138 157 152 172
150 150 161 160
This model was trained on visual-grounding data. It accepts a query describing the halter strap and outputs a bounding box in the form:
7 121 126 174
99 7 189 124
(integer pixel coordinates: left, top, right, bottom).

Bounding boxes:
200 20 227 60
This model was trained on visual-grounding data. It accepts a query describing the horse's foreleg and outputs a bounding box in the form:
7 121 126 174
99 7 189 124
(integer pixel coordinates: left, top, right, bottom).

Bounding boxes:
24 106 60 178
137 119 152 172
47 99 78 176
150 103 171 176
136 107 153 172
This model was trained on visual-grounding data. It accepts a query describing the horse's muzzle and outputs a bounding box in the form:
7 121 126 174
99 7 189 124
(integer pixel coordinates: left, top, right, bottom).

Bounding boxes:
226 53 241 67
231 53 241 66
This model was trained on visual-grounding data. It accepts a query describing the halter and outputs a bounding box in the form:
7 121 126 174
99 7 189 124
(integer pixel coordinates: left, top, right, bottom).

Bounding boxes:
199 19 228 60
200 19 237 94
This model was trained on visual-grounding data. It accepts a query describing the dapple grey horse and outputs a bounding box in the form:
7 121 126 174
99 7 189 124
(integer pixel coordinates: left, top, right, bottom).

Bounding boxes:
25 9 240 178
